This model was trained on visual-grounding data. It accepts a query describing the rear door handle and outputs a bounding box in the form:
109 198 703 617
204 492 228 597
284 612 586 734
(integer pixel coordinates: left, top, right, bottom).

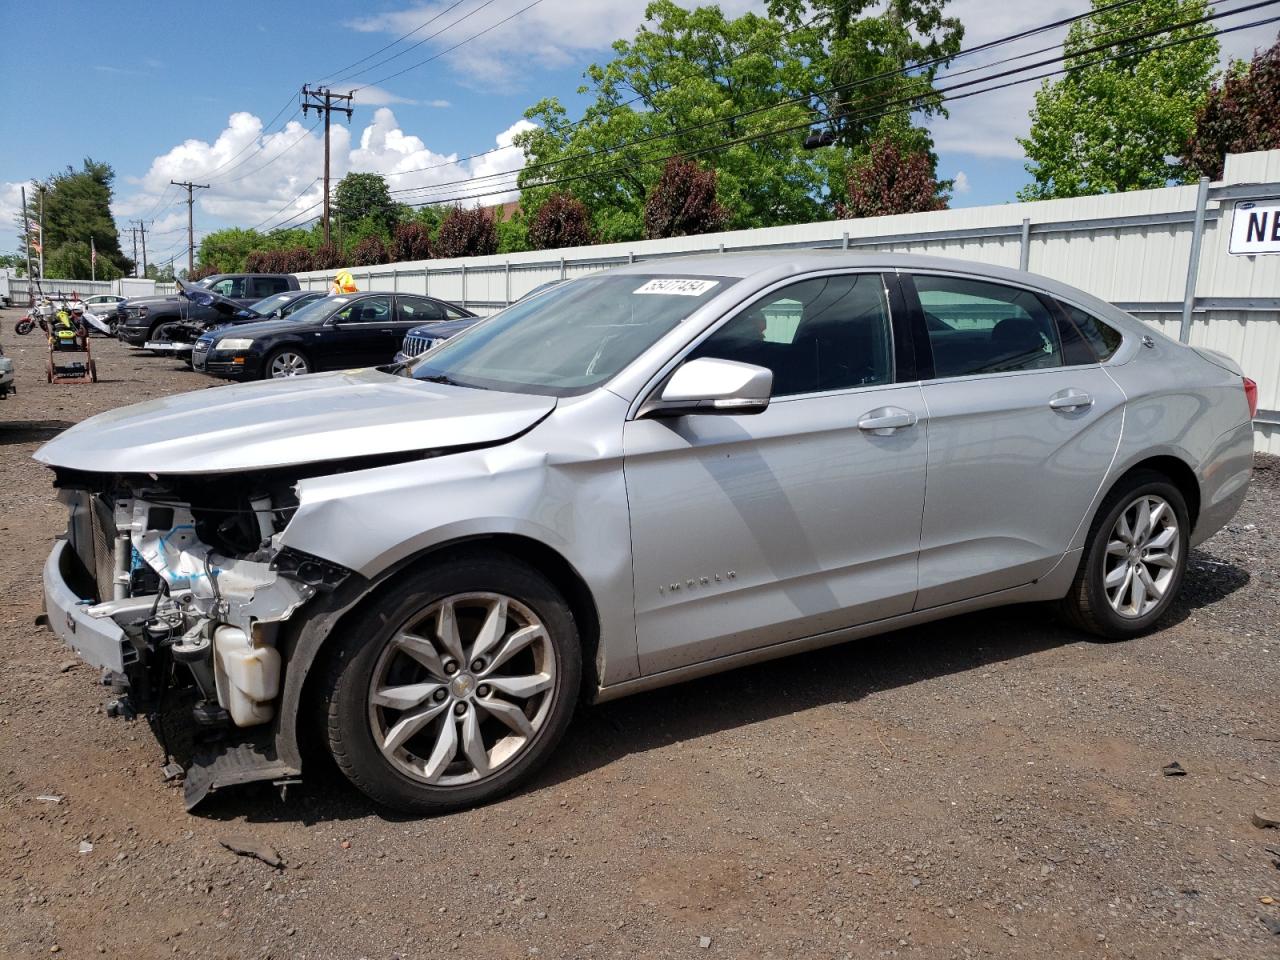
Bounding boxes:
858 406 918 435
1048 389 1093 411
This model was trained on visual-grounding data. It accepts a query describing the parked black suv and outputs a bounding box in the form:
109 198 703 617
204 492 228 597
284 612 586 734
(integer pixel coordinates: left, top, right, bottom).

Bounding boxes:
116 273 299 347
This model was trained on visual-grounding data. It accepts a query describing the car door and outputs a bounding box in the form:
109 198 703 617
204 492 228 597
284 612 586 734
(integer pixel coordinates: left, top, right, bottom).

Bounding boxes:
904 272 1126 609
623 272 928 675
314 295 395 369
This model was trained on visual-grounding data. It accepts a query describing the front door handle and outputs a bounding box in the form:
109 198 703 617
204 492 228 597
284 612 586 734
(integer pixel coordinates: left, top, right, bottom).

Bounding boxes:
858 406 918 435
1048 389 1093 411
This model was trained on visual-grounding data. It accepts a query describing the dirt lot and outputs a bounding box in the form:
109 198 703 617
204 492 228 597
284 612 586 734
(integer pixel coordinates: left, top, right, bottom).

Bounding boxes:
1 314 1278 960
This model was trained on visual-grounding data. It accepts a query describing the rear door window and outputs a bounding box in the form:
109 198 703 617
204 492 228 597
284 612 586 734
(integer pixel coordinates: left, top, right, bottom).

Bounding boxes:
398 296 447 323
912 275 1064 378
251 276 291 298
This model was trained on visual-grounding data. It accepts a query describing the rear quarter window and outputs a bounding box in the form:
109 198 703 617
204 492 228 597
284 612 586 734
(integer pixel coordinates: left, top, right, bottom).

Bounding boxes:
1058 302 1124 361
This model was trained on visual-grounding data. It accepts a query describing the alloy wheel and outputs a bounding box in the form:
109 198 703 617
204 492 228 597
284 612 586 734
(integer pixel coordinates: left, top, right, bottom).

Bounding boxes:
1103 494 1180 618
367 593 557 787
270 351 309 377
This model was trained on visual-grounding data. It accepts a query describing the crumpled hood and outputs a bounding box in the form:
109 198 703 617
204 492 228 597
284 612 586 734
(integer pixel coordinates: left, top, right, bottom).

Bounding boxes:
34 368 556 475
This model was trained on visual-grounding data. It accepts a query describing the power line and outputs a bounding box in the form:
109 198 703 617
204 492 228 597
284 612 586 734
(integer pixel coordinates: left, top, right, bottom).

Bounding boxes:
372 0 1145 190
332 0 503 87
203 93 302 182
223 119 322 184
371 9 832 186
386 0 1264 203
316 0 474 85
358 0 547 91
250 177 321 233
229 3 1270 236
171 180 210 274
385 9 1280 213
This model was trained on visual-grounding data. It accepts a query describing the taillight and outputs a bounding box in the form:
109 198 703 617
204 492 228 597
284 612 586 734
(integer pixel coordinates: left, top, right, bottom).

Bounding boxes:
1243 377 1258 419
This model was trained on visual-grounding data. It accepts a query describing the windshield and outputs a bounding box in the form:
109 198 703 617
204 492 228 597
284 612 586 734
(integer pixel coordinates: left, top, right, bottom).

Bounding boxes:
273 295 348 324
408 274 733 396
247 293 297 314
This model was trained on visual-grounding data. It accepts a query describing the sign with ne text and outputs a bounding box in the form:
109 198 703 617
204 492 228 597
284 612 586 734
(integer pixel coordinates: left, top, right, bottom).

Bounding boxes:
1229 199 1280 255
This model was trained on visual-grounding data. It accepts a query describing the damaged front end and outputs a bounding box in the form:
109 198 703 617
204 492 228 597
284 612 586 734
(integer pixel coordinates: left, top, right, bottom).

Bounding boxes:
43 466 351 807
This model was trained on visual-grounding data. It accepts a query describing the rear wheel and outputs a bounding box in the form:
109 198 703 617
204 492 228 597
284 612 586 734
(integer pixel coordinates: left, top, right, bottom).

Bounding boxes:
265 348 310 379
1062 470 1190 639
322 554 581 814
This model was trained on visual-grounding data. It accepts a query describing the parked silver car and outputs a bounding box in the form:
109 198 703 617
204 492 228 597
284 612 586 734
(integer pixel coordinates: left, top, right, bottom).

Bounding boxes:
35 253 1256 813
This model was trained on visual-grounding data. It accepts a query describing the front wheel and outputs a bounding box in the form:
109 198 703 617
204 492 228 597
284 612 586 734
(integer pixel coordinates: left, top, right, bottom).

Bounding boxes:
264 347 311 379
322 554 582 814
1061 470 1190 639
15 318 34 335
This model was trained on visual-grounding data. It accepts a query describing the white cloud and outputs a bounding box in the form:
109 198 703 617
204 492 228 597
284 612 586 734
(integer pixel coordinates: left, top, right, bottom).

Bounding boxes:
1 181 31 242
106 106 535 256
341 0 763 91
952 170 970 194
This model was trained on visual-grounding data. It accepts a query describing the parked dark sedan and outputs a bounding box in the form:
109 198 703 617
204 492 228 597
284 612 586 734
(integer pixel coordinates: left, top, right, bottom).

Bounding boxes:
193 292 466 380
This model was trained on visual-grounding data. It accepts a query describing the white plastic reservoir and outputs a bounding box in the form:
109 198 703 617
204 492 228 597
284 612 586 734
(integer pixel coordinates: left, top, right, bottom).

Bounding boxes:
212 625 282 727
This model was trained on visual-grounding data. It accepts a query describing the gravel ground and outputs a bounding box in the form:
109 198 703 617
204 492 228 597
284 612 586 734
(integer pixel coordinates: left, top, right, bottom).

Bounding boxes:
1 314 1278 960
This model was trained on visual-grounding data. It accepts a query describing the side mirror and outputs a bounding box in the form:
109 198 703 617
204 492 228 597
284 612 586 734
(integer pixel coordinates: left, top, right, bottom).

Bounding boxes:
642 357 773 418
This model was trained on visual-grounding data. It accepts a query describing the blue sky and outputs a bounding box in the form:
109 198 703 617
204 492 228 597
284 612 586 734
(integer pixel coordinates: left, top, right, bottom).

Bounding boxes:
2 1 1275 267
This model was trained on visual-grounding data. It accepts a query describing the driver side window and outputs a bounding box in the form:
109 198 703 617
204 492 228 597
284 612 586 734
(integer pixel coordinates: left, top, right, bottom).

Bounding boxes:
334 296 391 324
209 277 247 298
690 273 893 397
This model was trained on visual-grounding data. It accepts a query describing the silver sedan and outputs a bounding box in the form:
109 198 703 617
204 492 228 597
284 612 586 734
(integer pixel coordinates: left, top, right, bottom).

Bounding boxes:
36 253 1256 813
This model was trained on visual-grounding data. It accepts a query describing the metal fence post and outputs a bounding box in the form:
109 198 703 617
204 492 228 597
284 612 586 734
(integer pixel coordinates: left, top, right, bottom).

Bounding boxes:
391 268 398 292
1019 218 1031 271
842 232 849 251
559 258 566 280
504 260 511 306
628 251 634 264
461 263 467 310
1179 176 1210 344
424 267 430 296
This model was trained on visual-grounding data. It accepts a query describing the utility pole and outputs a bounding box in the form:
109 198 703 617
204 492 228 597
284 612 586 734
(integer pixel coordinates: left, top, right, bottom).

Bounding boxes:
301 85 353 246
130 226 139 278
90 236 96 282
20 186 33 285
131 220 149 277
37 185 46 278
170 180 209 274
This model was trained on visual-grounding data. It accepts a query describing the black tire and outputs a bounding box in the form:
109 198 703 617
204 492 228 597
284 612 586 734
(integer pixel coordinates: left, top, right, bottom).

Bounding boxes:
263 347 311 379
16 318 34 335
1061 469 1190 640
322 552 582 814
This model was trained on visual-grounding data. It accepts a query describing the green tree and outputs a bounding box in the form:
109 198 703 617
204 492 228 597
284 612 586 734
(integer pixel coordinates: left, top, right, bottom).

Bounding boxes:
197 228 266 273
334 172 399 236
36 160 129 275
436 206 498 258
516 1 832 242
1018 0 1219 199
1183 37 1280 180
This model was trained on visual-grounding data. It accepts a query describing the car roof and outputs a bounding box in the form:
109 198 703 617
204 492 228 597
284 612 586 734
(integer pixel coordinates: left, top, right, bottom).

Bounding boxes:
608 251 1135 331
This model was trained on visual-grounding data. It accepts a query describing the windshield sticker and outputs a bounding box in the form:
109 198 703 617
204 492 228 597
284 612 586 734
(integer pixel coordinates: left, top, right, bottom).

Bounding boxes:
633 278 720 297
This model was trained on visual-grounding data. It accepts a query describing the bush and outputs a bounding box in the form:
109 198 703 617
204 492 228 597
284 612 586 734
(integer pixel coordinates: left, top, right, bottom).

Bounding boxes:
527 193 597 250
280 246 314 273
390 222 433 262
350 235 391 266
311 243 342 271
836 138 947 219
643 159 729 239
1183 38 1280 180
436 206 498 258
189 263 219 281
